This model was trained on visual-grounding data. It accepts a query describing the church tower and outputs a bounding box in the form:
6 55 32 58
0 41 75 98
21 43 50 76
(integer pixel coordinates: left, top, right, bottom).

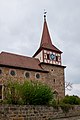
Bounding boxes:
33 13 66 99
33 13 62 66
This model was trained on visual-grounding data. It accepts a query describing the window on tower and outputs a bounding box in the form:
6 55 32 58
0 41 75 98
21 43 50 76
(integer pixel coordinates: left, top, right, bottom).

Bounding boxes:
56 56 58 61
54 79 56 83
47 54 50 60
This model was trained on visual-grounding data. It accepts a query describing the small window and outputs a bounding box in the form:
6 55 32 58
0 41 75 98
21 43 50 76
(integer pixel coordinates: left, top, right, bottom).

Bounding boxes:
54 79 55 83
56 56 58 61
10 70 16 76
47 54 50 60
25 72 30 78
0 85 2 99
0 69 2 74
36 73 40 79
0 69 2 75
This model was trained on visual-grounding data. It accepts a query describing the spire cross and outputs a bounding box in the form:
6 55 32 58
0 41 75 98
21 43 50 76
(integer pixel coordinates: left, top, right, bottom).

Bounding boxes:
44 10 47 20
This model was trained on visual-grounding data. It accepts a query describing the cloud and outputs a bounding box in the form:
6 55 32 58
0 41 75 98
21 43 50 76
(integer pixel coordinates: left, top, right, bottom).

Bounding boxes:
66 84 80 97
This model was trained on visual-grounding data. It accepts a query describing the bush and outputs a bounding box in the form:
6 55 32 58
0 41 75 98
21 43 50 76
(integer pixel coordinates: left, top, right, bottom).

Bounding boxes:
5 80 53 105
61 95 80 105
60 103 73 113
21 81 53 105
5 81 23 104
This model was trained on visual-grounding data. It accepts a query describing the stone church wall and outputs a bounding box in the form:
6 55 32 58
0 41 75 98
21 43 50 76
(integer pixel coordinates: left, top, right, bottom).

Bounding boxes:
0 105 80 120
0 66 48 99
0 65 65 100
0 67 48 83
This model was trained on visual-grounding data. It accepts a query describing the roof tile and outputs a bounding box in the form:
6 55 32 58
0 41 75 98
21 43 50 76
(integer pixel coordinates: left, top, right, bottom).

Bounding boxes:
0 52 46 72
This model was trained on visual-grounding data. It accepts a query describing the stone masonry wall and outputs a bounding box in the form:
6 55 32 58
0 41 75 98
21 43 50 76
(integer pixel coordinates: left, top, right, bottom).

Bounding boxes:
0 66 48 100
0 67 47 83
0 105 80 120
41 64 65 99
0 65 65 100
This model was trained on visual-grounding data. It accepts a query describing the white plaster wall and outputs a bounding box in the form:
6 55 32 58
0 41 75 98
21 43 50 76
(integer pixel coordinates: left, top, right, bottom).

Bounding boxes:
35 51 43 62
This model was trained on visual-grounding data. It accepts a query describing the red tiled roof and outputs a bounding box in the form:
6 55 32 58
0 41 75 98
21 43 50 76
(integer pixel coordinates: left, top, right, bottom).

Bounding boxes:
40 20 52 47
33 19 62 57
40 20 62 53
0 52 47 72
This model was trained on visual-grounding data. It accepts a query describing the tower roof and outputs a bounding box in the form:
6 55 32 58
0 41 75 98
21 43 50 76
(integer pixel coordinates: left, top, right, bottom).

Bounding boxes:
33 16 62 57
40 19 52 48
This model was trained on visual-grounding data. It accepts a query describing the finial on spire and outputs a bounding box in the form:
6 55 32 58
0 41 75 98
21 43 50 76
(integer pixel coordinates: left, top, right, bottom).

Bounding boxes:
44 9 47 21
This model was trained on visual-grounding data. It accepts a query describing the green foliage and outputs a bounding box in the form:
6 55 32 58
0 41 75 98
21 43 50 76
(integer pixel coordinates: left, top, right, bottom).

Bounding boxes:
20 81 53 105
5 81 23 104
61 95 80 105
60 103 73 113
59 95 78 113
0 100 3 104
49 99 58 109
5 80 53 105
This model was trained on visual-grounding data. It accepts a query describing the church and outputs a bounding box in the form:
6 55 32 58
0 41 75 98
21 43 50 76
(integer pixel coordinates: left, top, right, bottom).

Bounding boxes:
0 14 66 100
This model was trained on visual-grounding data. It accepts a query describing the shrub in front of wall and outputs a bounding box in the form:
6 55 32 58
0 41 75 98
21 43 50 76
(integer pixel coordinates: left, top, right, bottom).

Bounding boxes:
5 81 23 104
21 81 53 105
49 99 59 109
60 95 80 105
60 103 73 113
5 80 53 105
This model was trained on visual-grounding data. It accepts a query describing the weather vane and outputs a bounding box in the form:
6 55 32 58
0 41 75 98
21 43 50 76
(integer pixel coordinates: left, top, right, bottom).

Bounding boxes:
44 9 47 20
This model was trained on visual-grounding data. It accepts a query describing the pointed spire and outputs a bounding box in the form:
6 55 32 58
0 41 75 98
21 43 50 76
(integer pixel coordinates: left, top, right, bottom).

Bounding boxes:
33 13 62 57
40 11 53 48
40 11 62 53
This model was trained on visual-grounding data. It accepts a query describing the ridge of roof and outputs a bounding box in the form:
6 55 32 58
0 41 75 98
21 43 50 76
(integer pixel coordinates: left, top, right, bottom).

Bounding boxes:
0 51 37 60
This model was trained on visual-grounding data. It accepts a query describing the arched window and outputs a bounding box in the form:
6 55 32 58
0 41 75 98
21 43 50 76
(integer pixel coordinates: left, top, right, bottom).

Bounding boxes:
53 91 58 100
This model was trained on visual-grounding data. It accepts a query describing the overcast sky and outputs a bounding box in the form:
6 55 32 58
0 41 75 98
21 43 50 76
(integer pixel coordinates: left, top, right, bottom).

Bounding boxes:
0 0 80 96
